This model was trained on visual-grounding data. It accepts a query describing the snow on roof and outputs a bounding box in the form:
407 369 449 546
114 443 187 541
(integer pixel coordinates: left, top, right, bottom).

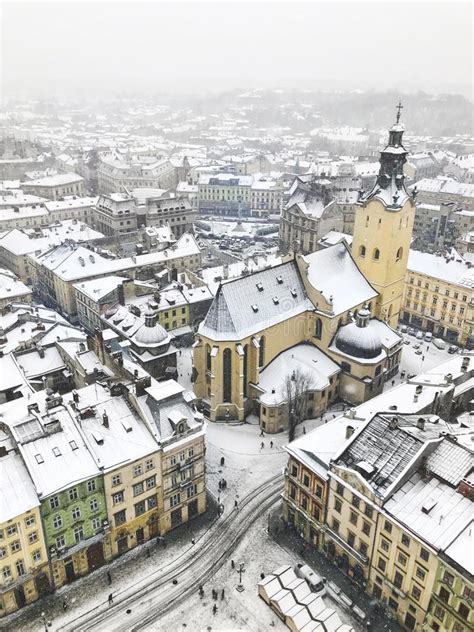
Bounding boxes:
16 346 66 380
414 177 474 198
199 261 312 341
44 196 97 211
22 173 84 187
444 520 474 575
385 473 473 562
257 344 340 406
74 276 128 302
0 452 39 522
0 268 31 301
317 231 353 249
0 353 29 394
0 222 104 257
408 250 474 288
303 242 377 315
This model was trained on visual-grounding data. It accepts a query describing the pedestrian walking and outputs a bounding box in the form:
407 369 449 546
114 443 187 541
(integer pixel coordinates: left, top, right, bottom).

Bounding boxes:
62 600 68 611
231 560 235 569
391 379 395 386
270 440 273 448
212 604 218 615
260 428 264 437
303 426 306 435
191 538 196 545
107 570 112 585
221 588 225 600
260 441 264 450
260 572 265 580
108 593 114 605
234 499 238 508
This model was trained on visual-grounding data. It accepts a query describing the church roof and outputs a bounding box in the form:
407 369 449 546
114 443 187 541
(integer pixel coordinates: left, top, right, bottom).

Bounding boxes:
198 261 312 341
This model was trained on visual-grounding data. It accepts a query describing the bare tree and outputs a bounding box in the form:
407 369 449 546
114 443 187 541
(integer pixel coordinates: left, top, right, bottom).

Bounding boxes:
285 368 316 442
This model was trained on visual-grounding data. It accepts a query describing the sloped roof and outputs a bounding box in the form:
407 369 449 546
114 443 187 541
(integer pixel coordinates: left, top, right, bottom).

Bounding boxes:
199 261 312 341
426 439 473 486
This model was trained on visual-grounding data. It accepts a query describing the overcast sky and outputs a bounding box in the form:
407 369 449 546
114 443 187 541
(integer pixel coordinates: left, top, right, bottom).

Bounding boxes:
1 1 472 99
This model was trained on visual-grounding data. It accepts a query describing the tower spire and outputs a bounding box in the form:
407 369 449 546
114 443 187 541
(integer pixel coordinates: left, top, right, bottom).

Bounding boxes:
396 100 403 124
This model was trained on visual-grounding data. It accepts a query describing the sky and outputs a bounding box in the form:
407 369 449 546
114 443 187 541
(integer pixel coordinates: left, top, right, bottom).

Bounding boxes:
1 1 472 99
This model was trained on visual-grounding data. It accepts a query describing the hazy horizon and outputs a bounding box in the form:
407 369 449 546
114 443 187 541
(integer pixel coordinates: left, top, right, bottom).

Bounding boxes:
1 1 473 100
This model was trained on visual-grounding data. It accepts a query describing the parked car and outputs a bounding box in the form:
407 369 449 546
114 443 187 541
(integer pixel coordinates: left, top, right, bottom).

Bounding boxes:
433 338 446 350
424 332 433 342
416 331 424 340
415 349 423 356
448 345 459 354
404 339 410 345
295 564 326 594
413 344 420 350
400 325 407 333
407 327 416 336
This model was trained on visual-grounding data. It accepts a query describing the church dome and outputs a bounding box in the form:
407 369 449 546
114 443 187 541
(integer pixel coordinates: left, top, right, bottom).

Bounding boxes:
334 309 382 359
133 311 169 347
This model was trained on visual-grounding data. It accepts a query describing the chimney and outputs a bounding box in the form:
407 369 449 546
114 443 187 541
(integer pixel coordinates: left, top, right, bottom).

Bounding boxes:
457 478 474 501
417 417 425 431
389 417 398 430
72 391 79 403
416 384 423 395
37 345 45 359
346 425 355 439
461 356 470 372
102 411 109 428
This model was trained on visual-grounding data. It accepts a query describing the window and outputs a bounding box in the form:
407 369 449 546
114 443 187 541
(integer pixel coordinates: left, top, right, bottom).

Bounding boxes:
147 495 158 510
352 494 360 509
111 474 121 487
398 551 407 567
334 498 342 514
53 515 63 529
332 519 340 533
133 464 143 477
439 586 450 603
373 248 380 260
32 550 42 563
394 571 403 589
349 511 358 526
25 515 36 528
87 480 96 493
359 541 368 557
0 548 5 558
384 520 392 534
347 532 355 548
145 459 154 471
315 485 322 498
15 559 25 576
378 557 387 572
314 318 322 340
146 476 156 490
90 499 98 512
10 541 21 553
381 538 390 552
50 496 59 510
336 483 344 496
411 585 421 601
433 605 445 621
68 488 78 501
291 464 298 477
170 493 181 508
365 505 373 519
362 521 371 536
133 482 144 497
359 245 366 258
28 532 38 544
458 603 469 620
258 335 265 367
419 547 429 562
223 348 232 401
114 510 126 527
443 570 454 586
71 507 81 520
2 566 11 580
416 566 426 582
92 517 101 531
56 535 65 549
112 491 124 505
303 474 310 487
396 247 403 261
74 525 84 543
388 598 398 612
453 623 464 632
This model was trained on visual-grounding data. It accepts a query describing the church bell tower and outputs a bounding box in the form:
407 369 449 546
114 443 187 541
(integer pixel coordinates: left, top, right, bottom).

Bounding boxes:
352 104 416 328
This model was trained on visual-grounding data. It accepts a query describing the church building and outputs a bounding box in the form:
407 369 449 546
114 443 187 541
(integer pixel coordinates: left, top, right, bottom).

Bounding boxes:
192 110 416 431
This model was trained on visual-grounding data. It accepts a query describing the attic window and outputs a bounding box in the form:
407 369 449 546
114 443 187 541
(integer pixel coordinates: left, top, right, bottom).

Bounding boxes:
91 431 104 445
52 447 61 457
121 419 133 433
422 498 437 514
273 297 279 305
256 282 264 292
69 440 78 451
35 454 44 464
276 276 283 284
251 304 259 313
291 289 297 298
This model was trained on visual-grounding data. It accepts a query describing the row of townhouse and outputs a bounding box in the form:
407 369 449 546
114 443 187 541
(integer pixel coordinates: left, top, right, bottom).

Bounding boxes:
282 353 473 632
0 377 206 617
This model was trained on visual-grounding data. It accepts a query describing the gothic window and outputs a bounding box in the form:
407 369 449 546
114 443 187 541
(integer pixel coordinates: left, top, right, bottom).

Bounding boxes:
378 219 382 229
206 344 211 371
258 335 265 368
396 247 403 261
223 348 232 402
315 318 322 340
359 245 366 258
365 215 369 227
243 345 248 397
373 248 380 261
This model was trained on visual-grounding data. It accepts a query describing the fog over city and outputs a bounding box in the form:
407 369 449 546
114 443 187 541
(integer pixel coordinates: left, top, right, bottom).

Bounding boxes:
2 1 473 98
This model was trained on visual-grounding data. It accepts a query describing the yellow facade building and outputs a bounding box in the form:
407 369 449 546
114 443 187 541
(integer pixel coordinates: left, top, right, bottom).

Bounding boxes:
0 453 51 616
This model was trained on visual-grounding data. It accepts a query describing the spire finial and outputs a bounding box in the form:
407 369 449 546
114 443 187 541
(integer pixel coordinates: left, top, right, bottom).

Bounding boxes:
396 101 403 124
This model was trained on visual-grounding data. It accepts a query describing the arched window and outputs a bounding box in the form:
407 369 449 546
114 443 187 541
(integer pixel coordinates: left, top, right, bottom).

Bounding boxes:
396 246 403 261
378 218 382 229
365 215 369 228
243 345 248 397
359 245 366 258
206 344 211 372
223 348 232 402
373 248 380 261
315 318 322 340
258 335 265 368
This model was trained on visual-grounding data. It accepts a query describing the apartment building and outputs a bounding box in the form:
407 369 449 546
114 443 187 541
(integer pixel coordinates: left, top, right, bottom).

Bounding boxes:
198 173 252 216
402 250 474 347
21 173 85 200
92 193 137 236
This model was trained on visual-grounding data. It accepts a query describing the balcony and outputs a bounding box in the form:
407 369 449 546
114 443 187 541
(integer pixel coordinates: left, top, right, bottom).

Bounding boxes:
322 526 369 566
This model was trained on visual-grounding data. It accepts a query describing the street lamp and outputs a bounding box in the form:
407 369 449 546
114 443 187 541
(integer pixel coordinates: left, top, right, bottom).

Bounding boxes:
236 562 246 592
